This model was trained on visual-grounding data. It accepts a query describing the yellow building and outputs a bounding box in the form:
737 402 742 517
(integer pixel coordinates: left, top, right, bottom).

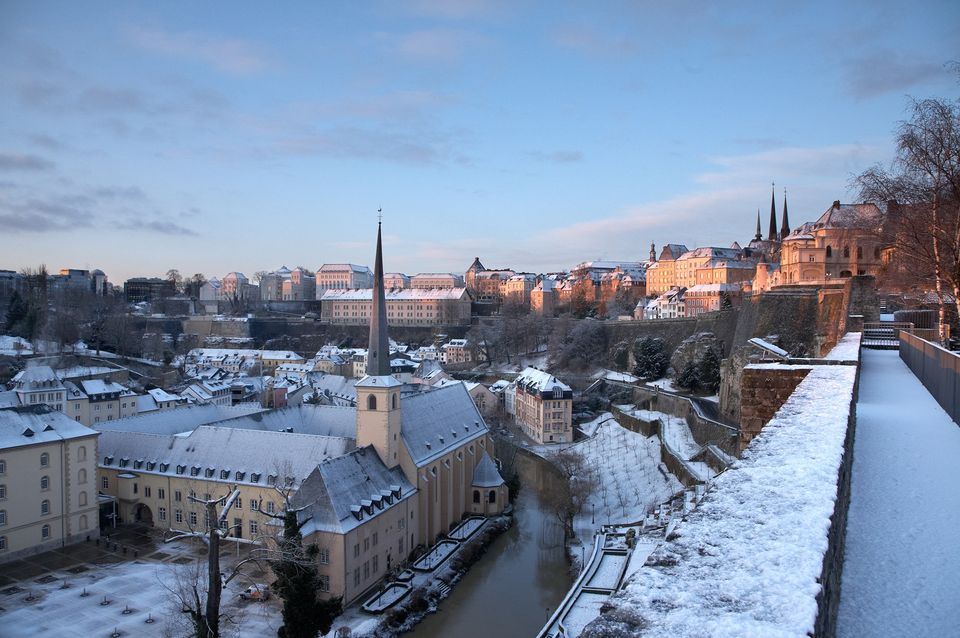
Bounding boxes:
513 367 573 444
0 407 100 562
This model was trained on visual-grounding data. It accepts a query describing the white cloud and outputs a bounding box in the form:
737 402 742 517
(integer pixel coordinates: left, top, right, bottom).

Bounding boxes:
124 26 271 75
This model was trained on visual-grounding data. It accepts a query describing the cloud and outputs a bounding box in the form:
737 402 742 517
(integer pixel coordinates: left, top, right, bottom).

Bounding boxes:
119 218 199 236
697 144 884 186
527 149 584 164
77 86 150 113
124 26 271 74
0 153 55 172
389 29 484 62
0 197 91 232
551 25 638 58
843 52 949 99
27 134 66 151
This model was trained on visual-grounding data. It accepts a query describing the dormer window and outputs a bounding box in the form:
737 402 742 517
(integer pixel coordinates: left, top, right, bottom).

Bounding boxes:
351 505 363 521
361 499 373 515
190 466 200 477
220 470 229 480
134 459 143 469
104 455 114 465
267 474 277 486
160 462 169 472
119 458 129 468
176 465 185 475
235 471 246 481
251 472 261 483
146 461 156 471
205 468 215 478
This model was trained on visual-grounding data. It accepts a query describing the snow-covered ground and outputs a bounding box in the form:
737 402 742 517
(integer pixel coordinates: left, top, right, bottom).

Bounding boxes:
837 349 960 637
555 416 684 541
586 364 860 637
645 377 677 392
0 335 33 356
592 368 639 383
0 559 281 638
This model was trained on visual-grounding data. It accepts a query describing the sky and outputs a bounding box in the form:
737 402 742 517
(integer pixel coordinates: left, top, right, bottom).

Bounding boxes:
1 1 958 283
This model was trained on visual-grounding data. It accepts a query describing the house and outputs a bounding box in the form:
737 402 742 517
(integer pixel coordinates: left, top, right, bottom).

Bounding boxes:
440 339 474 365
513 368 573 444
0 406 100 562
320 288 472 327
315 264 374 295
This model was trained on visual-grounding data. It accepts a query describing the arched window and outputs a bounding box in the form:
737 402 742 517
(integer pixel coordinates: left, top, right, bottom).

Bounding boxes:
41 499 50 515
40 452 49 467
0 509 6 526
78 468 87 484
40 476 49 490
78 446 86 461
489 490 496 504
843 246 850 258
472 490 480 504
825 245 832 258
79 491 87 507
79 514 88 531
392 393 398 409
857 246 863 259
367 394 377 410
41 524 50 539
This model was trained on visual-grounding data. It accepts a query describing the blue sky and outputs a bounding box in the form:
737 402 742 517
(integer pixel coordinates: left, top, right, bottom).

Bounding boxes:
1 0 958 282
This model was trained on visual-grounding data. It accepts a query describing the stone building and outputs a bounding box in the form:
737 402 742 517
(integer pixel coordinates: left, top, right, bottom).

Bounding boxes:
315 264 373 295
513 367 573 444
465 258 515 303
0 406 100 562
320 288 472 326
410 273 465 289
645 244 689 295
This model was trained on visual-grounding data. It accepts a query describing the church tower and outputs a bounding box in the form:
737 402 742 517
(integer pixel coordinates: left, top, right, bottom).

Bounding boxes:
780 189 791 238
767 182 779 241
649 242 657 262
754 209 762 242
356 219 403 468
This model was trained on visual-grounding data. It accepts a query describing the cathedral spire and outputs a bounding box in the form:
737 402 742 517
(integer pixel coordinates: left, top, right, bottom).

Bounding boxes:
767 181 778 241
754 208 762 242
780 188 791 238
367 217 390 376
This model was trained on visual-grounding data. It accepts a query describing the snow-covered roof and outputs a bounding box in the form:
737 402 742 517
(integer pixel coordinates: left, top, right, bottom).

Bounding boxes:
79 379 133 396
147 388 182 403
677 246 743 261
515 367 571 394
320 288 468 301
55 365 117 380
686 283 743 293
212 404 357 438
813 202 884 230
0 406 99 449
471 451 505 488
12 365 62 388
589 364 859 637
400 383 488 466
99 425 350 489
93 403 267 435
318 263 371 274
295 446 415 535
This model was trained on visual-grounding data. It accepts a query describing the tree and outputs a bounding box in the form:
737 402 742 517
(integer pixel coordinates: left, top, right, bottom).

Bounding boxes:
264 498 341 638
551 320 607 371
632 336 670 380
675 347 721 394
544 449 596 540
4 290 27 334
187 273 207 299
855 91 960 340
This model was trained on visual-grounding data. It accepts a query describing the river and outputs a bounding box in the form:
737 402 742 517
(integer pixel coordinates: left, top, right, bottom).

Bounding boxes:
407 452 574 638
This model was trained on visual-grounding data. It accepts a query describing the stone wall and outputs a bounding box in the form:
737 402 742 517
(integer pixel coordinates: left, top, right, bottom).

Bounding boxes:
738 365 813 451
604 309 740 357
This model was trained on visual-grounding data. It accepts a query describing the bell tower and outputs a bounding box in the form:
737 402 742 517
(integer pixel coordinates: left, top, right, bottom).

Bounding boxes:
356 219 402 468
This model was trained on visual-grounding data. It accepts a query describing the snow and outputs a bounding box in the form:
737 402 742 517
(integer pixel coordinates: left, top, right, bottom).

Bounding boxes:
577 413 616 438
0 335 33 355
560 591 608 636
645 378 677 392
412 540 459 572
361 583 411 612
593 368 639 383
837 349 960 637
585 551 628 589
588 364 859 637
448 516 485 541
556 416 684 540
660 417 700 460
824 332 862 362
0 559 280 638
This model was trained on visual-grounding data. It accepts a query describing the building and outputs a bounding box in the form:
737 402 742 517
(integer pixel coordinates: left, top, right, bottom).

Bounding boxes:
220 272 257 301
383 273 410 290
645 244 689 296
531 278 557 316
410 273 465 290
320 288 472 326
440 339 474 365
0 406 100 562
10 366 66 412
198 277 222 313
778 201 885 285
465 258 515 303
124 278 176 303
638 287 687 320
181 380 233 406
62 379 139 425
315 264 373 295
513 368 573 444
259 266 291 302
684 283 743 317
502 273 539 306
674 247 745 290
282 267 316 301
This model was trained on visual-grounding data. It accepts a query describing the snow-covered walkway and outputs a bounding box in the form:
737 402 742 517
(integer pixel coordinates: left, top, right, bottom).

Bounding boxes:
837 349 960 638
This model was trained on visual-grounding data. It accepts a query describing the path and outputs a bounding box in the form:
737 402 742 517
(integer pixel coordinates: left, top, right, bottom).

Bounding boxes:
837 349 960 637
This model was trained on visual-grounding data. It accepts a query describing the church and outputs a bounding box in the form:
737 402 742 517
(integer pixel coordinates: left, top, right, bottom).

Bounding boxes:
293 222 508 604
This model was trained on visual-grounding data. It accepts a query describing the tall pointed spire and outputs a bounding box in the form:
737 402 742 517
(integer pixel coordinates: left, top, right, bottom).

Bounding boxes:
367 218 390 376
780 188 790 238
754 208 762 242
767 181 778 241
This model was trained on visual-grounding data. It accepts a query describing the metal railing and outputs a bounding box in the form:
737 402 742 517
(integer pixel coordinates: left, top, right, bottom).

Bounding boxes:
900 331 960 425
863 322 945 349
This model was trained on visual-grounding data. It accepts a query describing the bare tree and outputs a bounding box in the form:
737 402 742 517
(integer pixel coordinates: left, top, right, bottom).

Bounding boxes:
855 93 960 340
543 449 597 540
167 269 184 294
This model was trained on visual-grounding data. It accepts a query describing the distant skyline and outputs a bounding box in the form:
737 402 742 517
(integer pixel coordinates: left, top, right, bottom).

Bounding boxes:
1 0 958 282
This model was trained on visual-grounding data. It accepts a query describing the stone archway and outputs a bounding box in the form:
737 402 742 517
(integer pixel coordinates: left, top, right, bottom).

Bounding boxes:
134 503 154 526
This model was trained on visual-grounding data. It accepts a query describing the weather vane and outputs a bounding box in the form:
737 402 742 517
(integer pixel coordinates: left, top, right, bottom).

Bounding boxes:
378 207 382 223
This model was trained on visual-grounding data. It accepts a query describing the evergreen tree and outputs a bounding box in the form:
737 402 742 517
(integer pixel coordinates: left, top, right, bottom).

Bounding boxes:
4 291 27 334
632 336 670 380
269 508 341 638
698 348 722 394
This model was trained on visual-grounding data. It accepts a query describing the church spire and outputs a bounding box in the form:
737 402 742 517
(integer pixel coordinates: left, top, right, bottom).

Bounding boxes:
649 242 657 262
780 188 790 238
367 217 390 376
767 181 778 241
754 208 762 242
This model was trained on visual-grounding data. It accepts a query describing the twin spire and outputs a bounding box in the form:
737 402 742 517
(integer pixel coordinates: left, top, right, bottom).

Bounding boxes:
764 183 790 241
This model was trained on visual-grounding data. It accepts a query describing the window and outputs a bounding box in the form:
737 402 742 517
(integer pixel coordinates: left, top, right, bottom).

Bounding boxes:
372 532 378 547
40 452 49 467
874 246 881 259
826 245 832 258
489 490 497 504
250 499 258 512
266 501 275 514
236 497 242 509
354 569 360 587
319 575 330 592
78 468 87 484
353 543 360 558
41 499 50 515
189 512 197 526
0 460 5 474
101 476 109 490
318 547 330 564
41 476 49 491
363 561 370 579
857 246 863 259
133 483 138 495
175 510 183 523
79 514 88 530
158 488 165 499
364 537 370 552
144 486 151 498
843 245 850 258
0 536 6 551
78 446 86 461
175 490 182 502
79 492 87 506
808 255 815 262
0 510 5 526
367 394 377 410
42 524 50 539
373 555 379 573
399 538 404 554
249 520 258 535
0 485 5 500
158 507 166 521
473 490 480 504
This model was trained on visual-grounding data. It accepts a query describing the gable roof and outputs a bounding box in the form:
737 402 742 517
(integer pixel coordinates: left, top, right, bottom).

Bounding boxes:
400 383 488 466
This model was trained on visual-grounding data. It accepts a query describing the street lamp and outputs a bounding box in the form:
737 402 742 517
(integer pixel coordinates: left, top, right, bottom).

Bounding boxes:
591 502 595 526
